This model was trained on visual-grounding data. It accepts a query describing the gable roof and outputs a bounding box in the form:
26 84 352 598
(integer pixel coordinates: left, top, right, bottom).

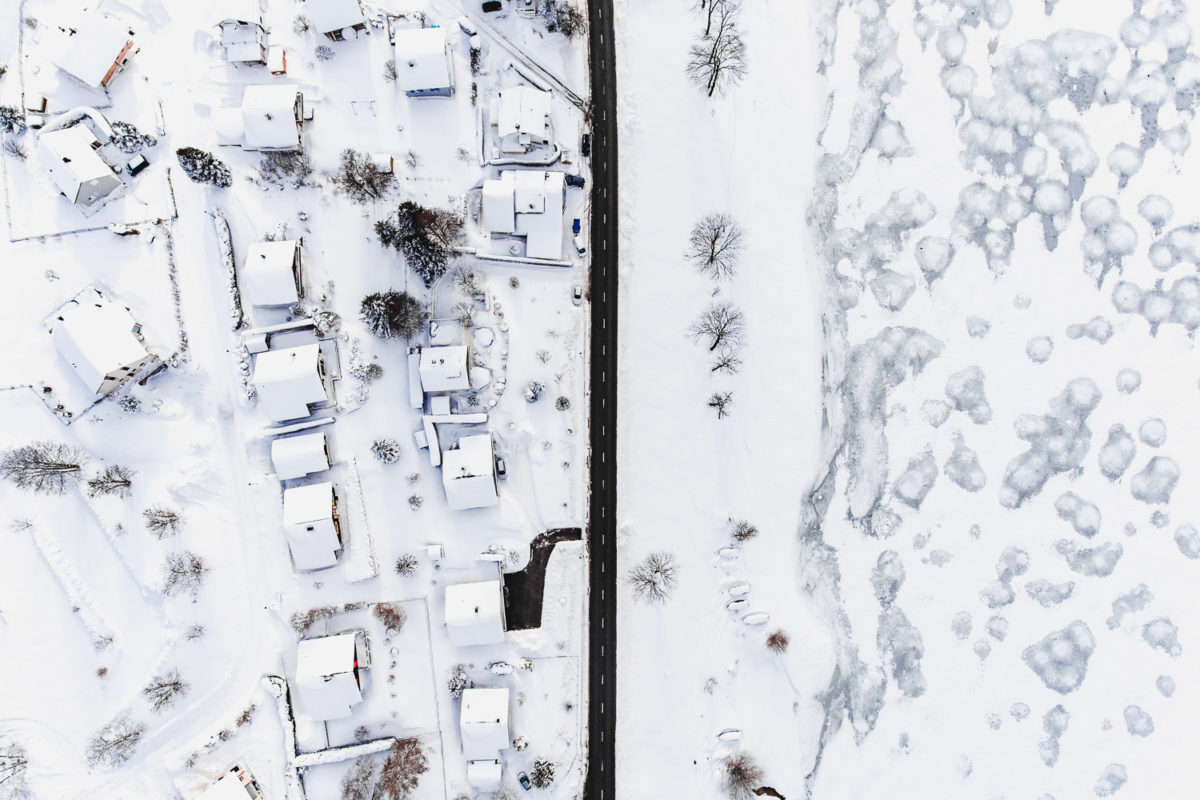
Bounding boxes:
271 431 330 480
295 633 362 720
460 687 511 760
48 287 152 394
445 579 505 646
307 0 365 34
441 434 498 510
244 240 301 306
48 10 133 88
241 85 301 150
195 774 254 800
282 481 334 527
252 343 327 422
38 125 121 206
497 86 551 145
392 27 452 92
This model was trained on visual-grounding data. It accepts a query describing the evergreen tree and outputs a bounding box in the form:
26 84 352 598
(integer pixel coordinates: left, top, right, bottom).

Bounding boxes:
176 147 232 188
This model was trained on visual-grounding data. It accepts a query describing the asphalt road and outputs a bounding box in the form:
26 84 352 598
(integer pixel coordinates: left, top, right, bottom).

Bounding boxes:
585 0 618 797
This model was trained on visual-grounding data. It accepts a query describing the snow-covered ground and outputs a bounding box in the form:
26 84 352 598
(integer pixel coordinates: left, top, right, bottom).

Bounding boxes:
0 1 590 798
617 0 1200 798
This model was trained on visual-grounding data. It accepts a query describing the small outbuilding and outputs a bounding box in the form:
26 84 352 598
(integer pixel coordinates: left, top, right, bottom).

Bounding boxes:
419 345 470 393
244 239 303 306
252 343 329 422
295 632 364 720
307 0 367 40
445 578 506 647
38 125 122 213
441 434 499 510
392 27 455 97
48 10 135 89
281 481 341 570
271 431 331 480
47 287 159 397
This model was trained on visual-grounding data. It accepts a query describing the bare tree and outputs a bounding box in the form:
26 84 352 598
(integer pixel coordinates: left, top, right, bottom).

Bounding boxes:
87 464 134 498
332 149 395 204
530 758 556 788
0 739 29 799
722 751 765 799
765 629 790 653
162 552 207 597
142 669 189 711
693 0 738 37
708 391 734 418
686 1 747 97
373 602 407 633
86 715 145 768
143 506 182 538
687 213 744 278
731 519 758 541
691 302 745 352
0 441 84 494
628 552 678 603
378 737 429 799
711 347 742 374
341 757 378 800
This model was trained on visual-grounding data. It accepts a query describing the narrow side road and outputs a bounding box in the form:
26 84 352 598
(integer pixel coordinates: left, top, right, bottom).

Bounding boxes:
585 0 618 798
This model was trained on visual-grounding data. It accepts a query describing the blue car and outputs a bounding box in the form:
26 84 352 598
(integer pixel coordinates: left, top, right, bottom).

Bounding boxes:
518 771 532 790
566 174 586 188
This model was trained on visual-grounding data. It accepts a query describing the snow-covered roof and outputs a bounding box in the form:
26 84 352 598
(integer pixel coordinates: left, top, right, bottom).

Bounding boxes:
252 343 327 422
481 171 565 259
218 18 266 63
271 431 329 480
392 27 452 94
38 125 121 207
445 579 505 646
48 11 134 88
466 760 503 793
194 773 255 800
460 687 511 761
295 633 362 721
244 240 301 306
419 345 470 393
307 0 365 34
282 481 334 526
48 287 153 395
241 85 301 150
496 86 551 150
441 435 498 510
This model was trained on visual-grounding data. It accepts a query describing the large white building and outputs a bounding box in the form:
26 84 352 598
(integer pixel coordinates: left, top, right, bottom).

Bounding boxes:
295 632 364 720
445 578 506 647
441 434 499 510
38 125 122 213
419 345 470 393
493 86 551 154
281 481 341 571
252 343 329 422
460 687 511 793
481 170 566 260
392 26 454 97
243 239 303 306
216 85 304 151
47 287 159 397
48 10 135 89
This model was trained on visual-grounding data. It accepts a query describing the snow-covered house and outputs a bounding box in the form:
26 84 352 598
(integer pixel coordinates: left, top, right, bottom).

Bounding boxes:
47 287 159 397
48 10 135 89
419 345 470 393
307 0 366 40
460 687 511 793
216 86 305 151
271 431 330 480
294 632 364 720
481 170 566 260
493 86 552 153
37 125 122 213
392 27 454 97
252 343 329 422
216 16 267 65
244 239 303 306
194 766 264 800
441 434 499 510
281 481 341 571
445 578 506 646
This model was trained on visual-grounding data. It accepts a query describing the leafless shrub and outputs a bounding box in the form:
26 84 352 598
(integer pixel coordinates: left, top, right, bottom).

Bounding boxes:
628 552 678 603
142 669 188 711
143 505 182 538
691 302 745 352
86 715 145 768
765 630 790 653
731 520 758 541
291 606 338 635
555 396 571 411
408 494 423 510
2 138 26 160
0 738 29 798
687 213 743 278
259 150 313 188
394 553 419 576
341 756 378 800
0 441 84 494
315 44 335 61
332 148 395 204
378 737 429 798
448 664 468 697
373 602 408 633
293 15 310 34
162 552 207 597
708 391 734 419
383 59 399 82
530 758 556 787
371 438 402 464
509 276 520 289
87 464 134 498
722 751 764 799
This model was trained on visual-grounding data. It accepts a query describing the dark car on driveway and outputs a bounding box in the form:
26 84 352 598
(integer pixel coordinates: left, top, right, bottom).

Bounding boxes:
518 771 532 790
581 132 591 157
482 0 502 11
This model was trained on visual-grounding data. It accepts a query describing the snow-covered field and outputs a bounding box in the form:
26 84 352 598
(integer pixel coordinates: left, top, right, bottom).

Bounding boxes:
0 1 591 798
618 0 1200 798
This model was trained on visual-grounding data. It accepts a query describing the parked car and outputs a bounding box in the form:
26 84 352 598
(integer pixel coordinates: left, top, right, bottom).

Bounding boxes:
581 132 591 157
482 0 503 11
518 772 532 790
495 456 507 480
572 285 584 305
126 155 149 176
572 218 581 235
566 174 586 188
573 235 587 256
